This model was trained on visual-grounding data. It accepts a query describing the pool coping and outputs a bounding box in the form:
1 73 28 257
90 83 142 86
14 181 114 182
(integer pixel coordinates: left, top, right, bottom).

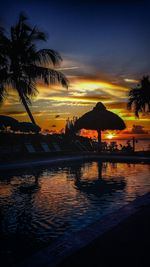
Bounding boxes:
16 192 150 267
0 153 150 171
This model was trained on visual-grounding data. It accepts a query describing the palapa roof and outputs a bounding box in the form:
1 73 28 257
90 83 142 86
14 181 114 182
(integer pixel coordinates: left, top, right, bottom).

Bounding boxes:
74 102 126 131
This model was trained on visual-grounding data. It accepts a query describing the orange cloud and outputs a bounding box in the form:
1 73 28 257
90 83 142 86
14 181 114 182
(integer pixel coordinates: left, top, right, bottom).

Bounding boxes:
0 72 149 134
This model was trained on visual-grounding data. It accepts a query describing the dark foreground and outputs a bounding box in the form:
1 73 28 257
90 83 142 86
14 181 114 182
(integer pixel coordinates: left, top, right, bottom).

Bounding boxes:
57 204 150 267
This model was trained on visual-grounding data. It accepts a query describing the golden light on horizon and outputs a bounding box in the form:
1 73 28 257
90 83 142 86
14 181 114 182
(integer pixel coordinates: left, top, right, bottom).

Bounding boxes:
106 132 116 140
107 133 113 139
1 76 150 136
71 79 129 95
124 78 139 83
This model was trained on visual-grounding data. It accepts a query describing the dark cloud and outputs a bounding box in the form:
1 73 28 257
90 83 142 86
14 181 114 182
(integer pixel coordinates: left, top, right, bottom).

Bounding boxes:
106 102 127 109
131 125 148 134
121 113 131 118
0 111 26 116
69 95 111 102
124 125 148 134
0 110 46 116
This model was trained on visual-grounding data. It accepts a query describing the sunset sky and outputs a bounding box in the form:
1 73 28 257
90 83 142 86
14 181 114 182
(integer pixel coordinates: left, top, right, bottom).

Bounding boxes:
0 0 150 139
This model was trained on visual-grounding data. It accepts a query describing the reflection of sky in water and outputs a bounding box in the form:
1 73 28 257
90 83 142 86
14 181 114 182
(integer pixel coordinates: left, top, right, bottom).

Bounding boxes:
0 161 150 262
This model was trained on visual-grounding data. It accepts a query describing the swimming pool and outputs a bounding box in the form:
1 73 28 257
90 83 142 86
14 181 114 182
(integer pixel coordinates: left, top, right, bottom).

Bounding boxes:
0 160 150 265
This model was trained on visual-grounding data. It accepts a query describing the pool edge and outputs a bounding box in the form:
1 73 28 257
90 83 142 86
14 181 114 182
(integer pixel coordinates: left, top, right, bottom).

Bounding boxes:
16 192 150 267
0 153 150 171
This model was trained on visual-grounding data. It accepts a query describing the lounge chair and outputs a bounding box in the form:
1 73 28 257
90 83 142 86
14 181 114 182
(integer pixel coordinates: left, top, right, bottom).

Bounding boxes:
74 140 89 152
52 142 62 152
13 145 22 153
25 143 36 153
40 142 51 152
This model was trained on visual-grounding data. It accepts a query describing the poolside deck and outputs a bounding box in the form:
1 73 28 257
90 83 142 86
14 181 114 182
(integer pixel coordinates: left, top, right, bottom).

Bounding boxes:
16 192 150 267
0 152 149 267
57 196 150 267
0 151 150 171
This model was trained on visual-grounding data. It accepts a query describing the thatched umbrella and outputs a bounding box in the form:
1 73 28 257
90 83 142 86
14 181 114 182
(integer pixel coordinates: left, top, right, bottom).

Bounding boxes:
75 174 126 197
74 102 126 149
73 162 126 197
0 115 19 130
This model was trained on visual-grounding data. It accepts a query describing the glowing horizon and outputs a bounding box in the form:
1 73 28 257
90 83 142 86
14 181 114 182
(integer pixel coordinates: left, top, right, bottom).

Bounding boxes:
0 75 150 139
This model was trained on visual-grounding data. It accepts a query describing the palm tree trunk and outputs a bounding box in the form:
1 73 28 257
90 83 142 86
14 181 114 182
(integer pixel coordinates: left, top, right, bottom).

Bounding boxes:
97 130 102 152
22 98 36 124
18 91 36 124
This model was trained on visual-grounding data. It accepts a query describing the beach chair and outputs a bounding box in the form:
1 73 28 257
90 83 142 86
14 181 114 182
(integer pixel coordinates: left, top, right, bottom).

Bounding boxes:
25 143 36 153
74 140 89 152
40 142 51 152
52 142 62 152
13 144 21 153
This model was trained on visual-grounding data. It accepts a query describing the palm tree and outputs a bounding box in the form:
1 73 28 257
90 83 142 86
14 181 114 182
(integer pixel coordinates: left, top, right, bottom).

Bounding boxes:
127 76 150 117
0 14 68 124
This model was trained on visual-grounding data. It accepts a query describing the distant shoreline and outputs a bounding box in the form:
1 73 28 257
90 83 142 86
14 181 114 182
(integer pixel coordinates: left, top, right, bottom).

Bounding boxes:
103 138 150 141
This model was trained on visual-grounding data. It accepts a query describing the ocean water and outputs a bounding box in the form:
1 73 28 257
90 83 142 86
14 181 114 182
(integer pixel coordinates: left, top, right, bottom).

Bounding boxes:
105 139 150 151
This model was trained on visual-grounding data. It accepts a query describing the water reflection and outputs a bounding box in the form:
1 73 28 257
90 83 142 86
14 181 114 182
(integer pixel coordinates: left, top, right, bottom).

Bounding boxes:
0 161 150 266
18 173 40 194
69 162 126 198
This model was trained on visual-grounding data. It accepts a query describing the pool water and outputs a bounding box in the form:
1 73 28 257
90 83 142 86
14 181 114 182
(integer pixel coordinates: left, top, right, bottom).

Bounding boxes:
0 160 150 264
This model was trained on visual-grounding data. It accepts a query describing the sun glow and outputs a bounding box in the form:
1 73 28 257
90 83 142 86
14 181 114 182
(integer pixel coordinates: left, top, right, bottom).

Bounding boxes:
106 133 115 139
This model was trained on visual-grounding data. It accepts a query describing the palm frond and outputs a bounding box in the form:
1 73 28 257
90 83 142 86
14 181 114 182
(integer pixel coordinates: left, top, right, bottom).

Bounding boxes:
0 84 7 104
16 79 38 97
15 13 31 37
15 79 38 105
0 28 10 56
0 71 17 90
0 67 9 82
127 76 150 117
0 14 69 124
35 49 62 66
28 26 47 42
23 65 68 88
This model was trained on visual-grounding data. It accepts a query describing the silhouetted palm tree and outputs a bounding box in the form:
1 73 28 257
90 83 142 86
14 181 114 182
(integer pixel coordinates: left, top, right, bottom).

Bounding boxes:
0 14 68 124
127 76 150 117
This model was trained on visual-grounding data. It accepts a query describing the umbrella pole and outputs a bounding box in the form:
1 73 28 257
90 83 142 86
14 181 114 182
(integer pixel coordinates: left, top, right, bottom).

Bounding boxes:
97 130 102 152
98 162 102 179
